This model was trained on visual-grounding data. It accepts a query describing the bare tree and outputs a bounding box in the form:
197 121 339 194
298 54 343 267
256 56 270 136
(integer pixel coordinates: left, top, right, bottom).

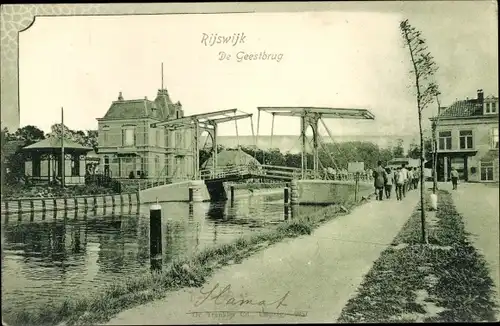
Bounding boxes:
400 19 440 244
431 95 442 194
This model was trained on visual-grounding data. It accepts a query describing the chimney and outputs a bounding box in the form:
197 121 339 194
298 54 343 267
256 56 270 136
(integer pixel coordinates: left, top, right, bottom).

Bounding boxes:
477 89 484 103
118 91 124 101
144 96 148 100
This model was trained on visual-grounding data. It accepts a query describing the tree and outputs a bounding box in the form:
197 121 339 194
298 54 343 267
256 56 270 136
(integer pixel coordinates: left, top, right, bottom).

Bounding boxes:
12 125 45 145
392 138 405 158
407 142 420 159
83 130 98 152
400 19 440 244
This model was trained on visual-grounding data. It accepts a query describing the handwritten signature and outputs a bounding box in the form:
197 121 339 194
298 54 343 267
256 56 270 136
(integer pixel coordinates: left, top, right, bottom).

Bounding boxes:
193 283 290 310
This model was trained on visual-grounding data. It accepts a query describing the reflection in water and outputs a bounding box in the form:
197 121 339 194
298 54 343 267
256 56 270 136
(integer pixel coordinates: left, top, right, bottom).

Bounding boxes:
1 189 330 319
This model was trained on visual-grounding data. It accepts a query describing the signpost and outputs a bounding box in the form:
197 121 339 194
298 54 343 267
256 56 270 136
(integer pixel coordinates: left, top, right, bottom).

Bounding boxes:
348 162 365 202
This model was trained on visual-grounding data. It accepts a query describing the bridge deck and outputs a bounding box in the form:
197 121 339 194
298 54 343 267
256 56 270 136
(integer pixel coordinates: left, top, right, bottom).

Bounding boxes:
200 165 374 183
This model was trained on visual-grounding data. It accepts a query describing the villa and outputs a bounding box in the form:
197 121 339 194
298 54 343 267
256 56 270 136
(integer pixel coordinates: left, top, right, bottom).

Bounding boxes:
96 86 196 181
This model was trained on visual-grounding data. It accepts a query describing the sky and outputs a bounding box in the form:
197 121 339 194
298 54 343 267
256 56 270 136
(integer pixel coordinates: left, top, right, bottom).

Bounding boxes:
19 1 498 137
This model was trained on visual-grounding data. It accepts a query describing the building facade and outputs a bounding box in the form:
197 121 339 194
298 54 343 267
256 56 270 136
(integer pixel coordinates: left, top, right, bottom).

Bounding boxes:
96 88 196 181
431 89 499 182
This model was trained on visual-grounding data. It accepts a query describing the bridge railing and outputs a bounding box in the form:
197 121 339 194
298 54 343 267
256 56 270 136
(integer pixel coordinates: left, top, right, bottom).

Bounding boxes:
200 165 251 180
200 164 375 182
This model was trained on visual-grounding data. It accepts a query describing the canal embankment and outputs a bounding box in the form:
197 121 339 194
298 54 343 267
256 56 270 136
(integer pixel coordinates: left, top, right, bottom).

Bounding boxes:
3 185 376 326
1 192 140 223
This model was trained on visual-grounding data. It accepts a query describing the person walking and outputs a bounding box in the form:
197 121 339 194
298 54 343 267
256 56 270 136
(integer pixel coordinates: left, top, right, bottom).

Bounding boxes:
407 168 414 191
413 167 420 190
384 167 394 199
451 167 459 190
372 161 387 201
400 164 409 197
395 167 404 201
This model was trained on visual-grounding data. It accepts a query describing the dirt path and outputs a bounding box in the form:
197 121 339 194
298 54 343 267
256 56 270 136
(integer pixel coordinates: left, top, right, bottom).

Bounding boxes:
449 182 500 320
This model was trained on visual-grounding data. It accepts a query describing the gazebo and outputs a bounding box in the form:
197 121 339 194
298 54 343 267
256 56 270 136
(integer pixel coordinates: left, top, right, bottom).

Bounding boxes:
21 136 93 185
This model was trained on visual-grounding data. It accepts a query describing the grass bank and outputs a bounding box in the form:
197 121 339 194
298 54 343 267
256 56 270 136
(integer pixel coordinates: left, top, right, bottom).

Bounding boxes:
4 196 363 326
338 190 498 323
1 184 118 200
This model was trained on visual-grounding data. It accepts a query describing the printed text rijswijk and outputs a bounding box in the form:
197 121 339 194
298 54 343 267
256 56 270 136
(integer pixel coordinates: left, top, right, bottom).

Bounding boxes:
201 33 246 46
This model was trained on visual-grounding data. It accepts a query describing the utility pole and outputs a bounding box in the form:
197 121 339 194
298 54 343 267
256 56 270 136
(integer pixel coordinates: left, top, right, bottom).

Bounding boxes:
61 107 65 188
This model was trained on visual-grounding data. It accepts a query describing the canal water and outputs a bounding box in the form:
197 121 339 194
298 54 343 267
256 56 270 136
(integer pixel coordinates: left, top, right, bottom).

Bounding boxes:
1 189 327 317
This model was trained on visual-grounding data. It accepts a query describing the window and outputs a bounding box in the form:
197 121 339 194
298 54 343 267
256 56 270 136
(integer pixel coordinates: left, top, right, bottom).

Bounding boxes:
459 130 473 149
480 161 494 181
492 128 499 149
102 125 110 143
438 131 452 150
156 129 161 147
122 126 135 146
165 130 170 148
175 131 183 148
71 155 80 176
485 102 498 114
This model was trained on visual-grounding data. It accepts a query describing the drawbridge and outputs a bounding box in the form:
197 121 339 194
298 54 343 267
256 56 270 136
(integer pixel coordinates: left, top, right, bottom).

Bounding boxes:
140 106 375 192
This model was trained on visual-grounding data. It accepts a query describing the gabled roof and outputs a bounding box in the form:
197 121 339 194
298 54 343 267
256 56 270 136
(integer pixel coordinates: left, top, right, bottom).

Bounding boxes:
438 99 483 118
22 136 92 151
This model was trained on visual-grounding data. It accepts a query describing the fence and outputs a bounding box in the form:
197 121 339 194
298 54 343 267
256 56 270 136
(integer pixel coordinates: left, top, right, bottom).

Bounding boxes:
1 192 140 222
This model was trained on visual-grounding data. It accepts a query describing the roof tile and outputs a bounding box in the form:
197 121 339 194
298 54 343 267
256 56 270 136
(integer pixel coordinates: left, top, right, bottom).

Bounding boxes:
439 99 483 118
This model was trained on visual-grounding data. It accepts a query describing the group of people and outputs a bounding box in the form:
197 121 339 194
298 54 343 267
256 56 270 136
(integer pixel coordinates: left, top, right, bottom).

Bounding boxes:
372 161 421 201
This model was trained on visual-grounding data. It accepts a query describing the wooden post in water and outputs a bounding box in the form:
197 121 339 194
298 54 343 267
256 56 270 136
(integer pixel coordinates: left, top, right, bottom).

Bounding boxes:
111 195 115 207
30 200 34 221
188 188 193 203
64 198 68 210
93 196 97 210
149 200 163 272
17 200 22 221
74 197 78 211
84 197 88 212
42 199 46 212
189 203 194 217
